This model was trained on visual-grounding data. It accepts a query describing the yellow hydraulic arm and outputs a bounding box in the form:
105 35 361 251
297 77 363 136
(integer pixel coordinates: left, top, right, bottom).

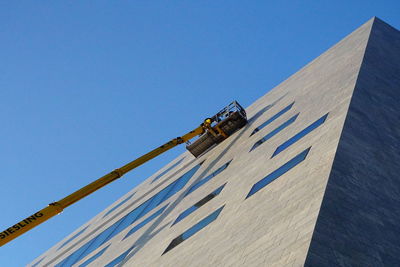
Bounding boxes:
0 120 213 247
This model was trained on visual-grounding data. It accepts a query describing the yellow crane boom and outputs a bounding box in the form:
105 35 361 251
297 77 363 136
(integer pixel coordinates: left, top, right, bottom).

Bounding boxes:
0 101 247 247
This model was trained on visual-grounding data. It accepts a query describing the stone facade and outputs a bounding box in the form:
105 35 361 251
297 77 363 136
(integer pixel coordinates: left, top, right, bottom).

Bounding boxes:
305 18 400 267
29 17 400 267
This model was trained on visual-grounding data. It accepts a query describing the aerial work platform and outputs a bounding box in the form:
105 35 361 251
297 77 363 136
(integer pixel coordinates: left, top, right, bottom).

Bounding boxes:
0 100 247 247
186 101 247 157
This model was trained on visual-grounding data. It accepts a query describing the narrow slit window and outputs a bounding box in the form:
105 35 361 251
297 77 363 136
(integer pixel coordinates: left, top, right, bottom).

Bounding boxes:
78 245 109 267
56 163 201 267
246 147 311 198
250 113 299 152
104 245 136 267
184 161 231 197
250 102 294 136
123 204 168 240
272 114 328 157
163 206 224 254
172 184 226 226
55 241 92 267
57 226 89 250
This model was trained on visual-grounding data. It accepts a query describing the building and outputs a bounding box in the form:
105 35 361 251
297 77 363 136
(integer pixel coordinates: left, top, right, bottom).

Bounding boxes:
29 17 400 267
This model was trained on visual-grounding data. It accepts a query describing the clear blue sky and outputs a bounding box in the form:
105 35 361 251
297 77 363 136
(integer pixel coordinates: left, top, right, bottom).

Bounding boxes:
1 1 399 266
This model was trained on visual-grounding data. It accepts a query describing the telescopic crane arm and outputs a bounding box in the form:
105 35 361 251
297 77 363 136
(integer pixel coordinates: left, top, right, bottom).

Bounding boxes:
0 123 208 247
0 101 247 247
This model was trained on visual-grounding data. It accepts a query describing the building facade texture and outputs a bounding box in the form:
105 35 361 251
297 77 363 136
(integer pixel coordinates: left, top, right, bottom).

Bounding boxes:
30 17 400 267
